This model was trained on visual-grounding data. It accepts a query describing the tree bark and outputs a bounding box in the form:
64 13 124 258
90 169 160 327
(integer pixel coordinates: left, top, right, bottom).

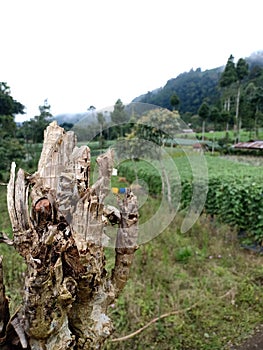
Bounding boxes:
0 121 138 350
235 84 241 143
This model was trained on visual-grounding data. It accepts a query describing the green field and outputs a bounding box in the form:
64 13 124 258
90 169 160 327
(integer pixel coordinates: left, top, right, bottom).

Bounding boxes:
1 148 263 349
195 128 263 142
118 149 263 244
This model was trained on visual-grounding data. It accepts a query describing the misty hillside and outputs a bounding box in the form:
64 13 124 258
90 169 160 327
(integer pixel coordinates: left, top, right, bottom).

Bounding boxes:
55 112 90 125
53 51 263 125
133 51 263 115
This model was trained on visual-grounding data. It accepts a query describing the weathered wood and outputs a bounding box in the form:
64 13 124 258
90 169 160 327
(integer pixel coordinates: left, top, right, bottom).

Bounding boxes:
111 190 139 296
0 121 138 349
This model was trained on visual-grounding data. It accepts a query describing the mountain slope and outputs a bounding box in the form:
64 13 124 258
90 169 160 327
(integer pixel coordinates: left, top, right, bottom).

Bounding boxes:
133 67 222 114
133 51 263 115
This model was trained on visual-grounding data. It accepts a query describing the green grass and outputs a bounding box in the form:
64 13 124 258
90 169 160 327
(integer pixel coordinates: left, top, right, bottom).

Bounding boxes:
1 149 263 349
105 212 263 350
0 184 11 233
195 128 263 142
0 185 25 313
119 148 263 182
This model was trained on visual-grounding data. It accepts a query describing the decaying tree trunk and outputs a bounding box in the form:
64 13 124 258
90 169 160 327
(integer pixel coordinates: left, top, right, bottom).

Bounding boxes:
0 122 138 350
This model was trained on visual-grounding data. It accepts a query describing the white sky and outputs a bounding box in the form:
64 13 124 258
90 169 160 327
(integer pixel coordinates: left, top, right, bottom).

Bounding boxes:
1 0 262 122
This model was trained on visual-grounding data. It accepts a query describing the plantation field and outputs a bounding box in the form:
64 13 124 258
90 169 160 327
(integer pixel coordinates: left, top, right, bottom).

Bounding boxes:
118 149 263 244
118 149 263 184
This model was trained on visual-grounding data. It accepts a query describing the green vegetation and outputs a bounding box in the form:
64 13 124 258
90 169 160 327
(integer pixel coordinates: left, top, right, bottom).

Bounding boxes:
195 129 263 143
2 183 263 349
19 99 52 144
0 83 25 181
118 150 263 244
0 83 53 180
105 212 263 350
1 53 263 348
0 185 25 313
135 52 263 140
0 185 11 233
137 67 221 115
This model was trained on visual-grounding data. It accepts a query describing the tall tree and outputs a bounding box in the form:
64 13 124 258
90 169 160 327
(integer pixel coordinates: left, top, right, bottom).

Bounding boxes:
97 112 106 147
219 55 248 142
121 108 180 208
245 82 263 137
209 106 220 130
110 99 128 137
198 101 210 141
0 82 24 138
235 58 249 141
97 112 105 136
219 55 237 89
170 93 180 111
0 82 24 116
0 82 25 177
25 99 53 143
219 55 237 114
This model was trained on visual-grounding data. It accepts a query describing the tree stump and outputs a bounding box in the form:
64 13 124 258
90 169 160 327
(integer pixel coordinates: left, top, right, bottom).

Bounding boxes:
0 122 138 349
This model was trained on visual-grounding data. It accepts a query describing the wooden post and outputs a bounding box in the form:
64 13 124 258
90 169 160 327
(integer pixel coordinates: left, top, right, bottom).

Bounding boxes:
0 122 138 350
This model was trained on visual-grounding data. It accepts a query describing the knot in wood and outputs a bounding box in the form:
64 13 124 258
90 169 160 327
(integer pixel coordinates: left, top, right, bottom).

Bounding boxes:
34 198 51 213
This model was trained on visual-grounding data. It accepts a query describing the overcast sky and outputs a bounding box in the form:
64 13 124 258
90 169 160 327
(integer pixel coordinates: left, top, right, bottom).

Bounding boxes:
1 0 262 121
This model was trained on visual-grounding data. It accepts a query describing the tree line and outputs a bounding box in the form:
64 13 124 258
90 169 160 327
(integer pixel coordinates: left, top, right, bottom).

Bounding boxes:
0 90 132 179
198 55 263 142
0 84 53 179
137 54 263 139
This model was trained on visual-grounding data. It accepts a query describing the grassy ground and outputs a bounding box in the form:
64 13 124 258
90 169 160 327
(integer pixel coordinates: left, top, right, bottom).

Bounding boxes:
195 129 263 143
0 185 25 312
0 184 10 233
104 210 263 350
1 147 263 349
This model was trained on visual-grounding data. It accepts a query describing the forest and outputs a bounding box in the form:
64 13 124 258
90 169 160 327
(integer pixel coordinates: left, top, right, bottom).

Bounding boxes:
134 51 263 138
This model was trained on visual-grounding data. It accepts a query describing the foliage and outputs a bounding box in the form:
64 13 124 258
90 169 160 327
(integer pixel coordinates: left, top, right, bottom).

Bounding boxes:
198 102 210 121
118 151 263 244
0 138 25 176
19 99 53 144
219 56 249 142
170 93 180 110
195 129 263 143
134 52 263 136
136 108 181 143
111 99 129 124
118 159 162 195
136 67 221 115
0 82 24 116
0 185 25 312
105 212 263 350
202 177 263 242
0 82 26 178
2 162 263 349
111 99 129 138
219 55 237 88
115 108 181 163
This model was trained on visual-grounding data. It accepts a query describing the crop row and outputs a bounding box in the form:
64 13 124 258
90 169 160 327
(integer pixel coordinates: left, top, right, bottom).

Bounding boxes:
118 157 263 244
